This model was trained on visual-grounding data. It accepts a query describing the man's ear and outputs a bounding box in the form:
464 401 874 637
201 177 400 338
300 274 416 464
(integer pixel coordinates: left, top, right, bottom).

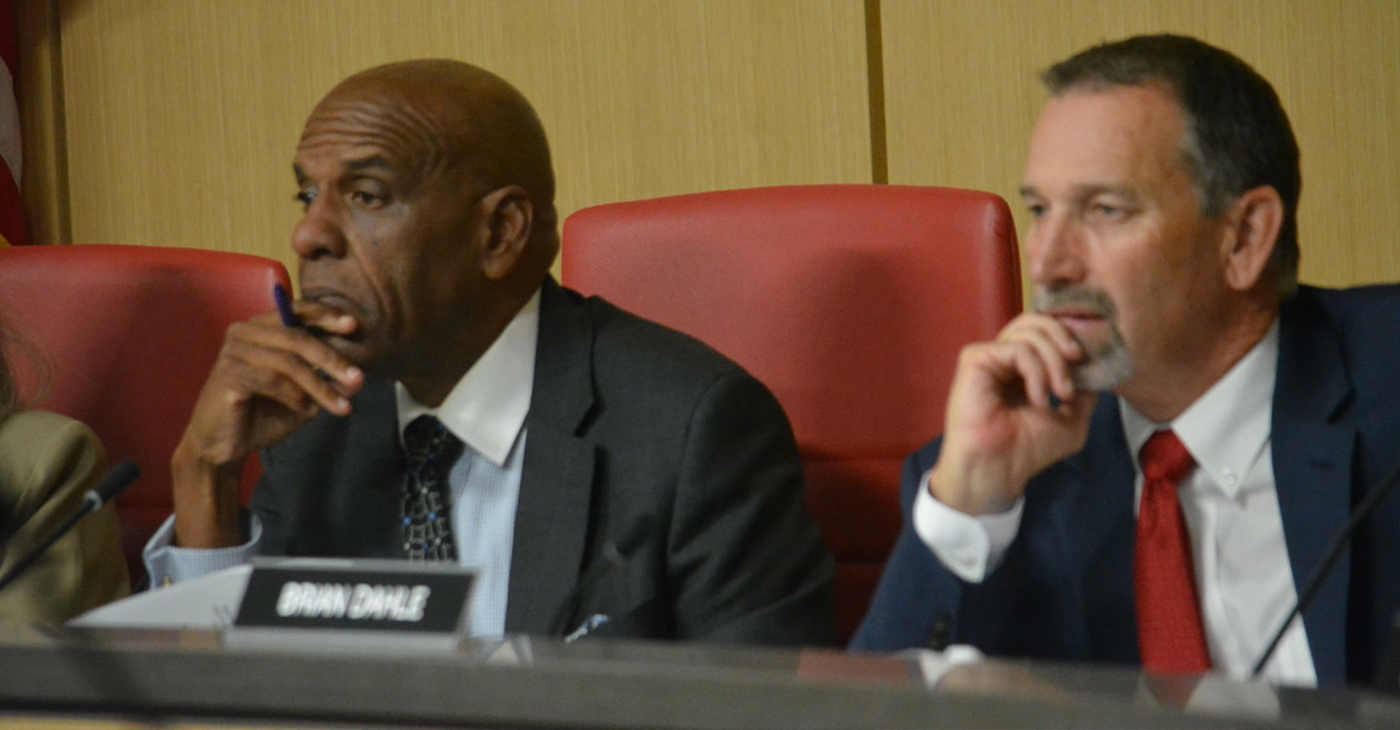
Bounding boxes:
1221 185 1283 292
478 185 534 281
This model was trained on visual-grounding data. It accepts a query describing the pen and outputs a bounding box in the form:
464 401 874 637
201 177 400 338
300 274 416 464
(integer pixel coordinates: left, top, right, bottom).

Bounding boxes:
273 283 301 328
274 282 336 382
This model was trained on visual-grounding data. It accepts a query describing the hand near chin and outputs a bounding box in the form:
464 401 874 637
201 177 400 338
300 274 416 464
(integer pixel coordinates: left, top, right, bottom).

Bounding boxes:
929 313 1100 516
171 309 364 548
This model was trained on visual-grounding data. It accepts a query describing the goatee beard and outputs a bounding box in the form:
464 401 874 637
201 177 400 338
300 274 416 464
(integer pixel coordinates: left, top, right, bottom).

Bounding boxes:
1032 288 1132 392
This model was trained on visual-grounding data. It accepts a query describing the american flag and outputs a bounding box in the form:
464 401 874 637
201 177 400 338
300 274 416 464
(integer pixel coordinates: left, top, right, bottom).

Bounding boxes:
0 0 26 247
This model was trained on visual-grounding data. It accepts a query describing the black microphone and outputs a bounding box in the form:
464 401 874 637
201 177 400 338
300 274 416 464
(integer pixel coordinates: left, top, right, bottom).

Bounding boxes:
1251 456 1400 677
546 515 655 638
0 459 140 596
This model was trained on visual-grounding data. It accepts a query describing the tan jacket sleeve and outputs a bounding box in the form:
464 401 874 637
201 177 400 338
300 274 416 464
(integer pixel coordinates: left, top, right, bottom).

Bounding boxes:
0 410 130 624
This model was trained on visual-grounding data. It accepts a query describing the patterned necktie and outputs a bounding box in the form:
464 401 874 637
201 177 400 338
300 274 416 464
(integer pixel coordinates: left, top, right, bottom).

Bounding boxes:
400 415 464 561
1134 429 1212 674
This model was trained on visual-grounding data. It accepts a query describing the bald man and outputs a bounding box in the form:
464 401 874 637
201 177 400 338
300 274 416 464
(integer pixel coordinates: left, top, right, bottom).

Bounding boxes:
147 60 837 647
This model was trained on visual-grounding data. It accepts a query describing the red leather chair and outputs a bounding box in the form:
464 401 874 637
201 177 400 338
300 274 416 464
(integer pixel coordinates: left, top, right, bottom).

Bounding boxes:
0 244 292 584
562 185 1022 642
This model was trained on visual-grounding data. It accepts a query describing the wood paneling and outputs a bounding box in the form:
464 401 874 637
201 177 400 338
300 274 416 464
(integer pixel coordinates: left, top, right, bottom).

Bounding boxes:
882 0 1400 292
14 0 66 246
18 1 1400 290
51 0 871 276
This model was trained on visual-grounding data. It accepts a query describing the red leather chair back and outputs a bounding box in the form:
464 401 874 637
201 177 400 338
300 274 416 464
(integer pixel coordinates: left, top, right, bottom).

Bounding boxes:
0 244 292 583
562 185 1022 642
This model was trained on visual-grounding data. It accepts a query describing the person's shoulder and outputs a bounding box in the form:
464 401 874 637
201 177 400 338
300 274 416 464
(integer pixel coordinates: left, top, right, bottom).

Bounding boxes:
1294 282 1400 315
0 410 105 506
1283 285 1400 404
1289 283 1400 340
0 410 102 460
561 288 750 384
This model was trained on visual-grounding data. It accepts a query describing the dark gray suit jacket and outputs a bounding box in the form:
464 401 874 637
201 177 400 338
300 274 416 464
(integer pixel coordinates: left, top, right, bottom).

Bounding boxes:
251 279 837 646
853 285 1400 684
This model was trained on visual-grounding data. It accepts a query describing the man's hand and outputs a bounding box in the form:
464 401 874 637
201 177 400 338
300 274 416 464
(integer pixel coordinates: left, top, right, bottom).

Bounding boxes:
929 313 1101 516
170 303 364 548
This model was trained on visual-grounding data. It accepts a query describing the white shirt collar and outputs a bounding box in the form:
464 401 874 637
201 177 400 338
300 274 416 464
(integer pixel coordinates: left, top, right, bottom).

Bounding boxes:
1120 319 1279 500
395 289 540 467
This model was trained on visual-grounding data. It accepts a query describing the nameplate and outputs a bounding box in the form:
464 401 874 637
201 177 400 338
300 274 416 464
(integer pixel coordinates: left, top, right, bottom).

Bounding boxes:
233 558 475 636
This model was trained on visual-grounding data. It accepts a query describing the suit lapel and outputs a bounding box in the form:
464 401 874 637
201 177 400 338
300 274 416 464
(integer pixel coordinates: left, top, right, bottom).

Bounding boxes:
340 377 407 557
505 279 598 634
1052 395 1140 661
1272 291 1355 684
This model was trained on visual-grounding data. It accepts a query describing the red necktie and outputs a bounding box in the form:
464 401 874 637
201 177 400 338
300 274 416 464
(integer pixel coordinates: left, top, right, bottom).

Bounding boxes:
1134 429 1211 674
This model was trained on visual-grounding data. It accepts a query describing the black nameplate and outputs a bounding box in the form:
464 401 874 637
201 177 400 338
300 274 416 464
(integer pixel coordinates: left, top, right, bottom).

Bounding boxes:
234 559 475 635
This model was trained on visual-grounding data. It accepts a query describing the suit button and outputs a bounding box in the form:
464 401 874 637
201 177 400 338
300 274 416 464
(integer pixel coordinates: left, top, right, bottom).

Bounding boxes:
926 612 952 650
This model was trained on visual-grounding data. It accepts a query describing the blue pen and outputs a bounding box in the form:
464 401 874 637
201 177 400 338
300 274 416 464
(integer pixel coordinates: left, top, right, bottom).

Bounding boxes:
275 283 336 382
273 283 301 328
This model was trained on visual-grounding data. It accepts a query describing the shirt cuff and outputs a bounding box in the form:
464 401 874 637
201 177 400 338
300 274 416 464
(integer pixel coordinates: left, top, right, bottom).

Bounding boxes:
912 469 1024 583
143 513 262 588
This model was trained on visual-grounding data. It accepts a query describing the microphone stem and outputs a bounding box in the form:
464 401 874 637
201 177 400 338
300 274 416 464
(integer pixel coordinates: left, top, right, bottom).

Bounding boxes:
0 500 99 595
1252 457 1400 677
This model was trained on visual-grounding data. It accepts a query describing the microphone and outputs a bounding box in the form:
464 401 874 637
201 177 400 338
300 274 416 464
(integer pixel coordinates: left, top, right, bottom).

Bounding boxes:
1251 456 1400 678
546 515 655 638
0 459 140 596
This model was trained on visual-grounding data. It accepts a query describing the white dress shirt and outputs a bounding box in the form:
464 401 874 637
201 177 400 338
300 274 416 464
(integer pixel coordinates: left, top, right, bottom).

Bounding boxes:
392 290 537 637
915 321 1318 685
145 290 540 638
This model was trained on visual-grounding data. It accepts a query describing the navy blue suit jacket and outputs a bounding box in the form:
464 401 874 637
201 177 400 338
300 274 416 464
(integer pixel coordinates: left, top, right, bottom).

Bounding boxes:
853 285 1400 685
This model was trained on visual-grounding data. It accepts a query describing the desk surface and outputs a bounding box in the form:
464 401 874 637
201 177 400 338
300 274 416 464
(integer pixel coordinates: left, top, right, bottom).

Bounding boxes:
1 623 1398 730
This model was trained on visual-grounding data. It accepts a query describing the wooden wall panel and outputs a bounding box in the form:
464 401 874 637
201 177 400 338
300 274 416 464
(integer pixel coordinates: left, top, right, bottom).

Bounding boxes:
14 0 65 247
54 0 872 276
882 0 1400 291
28 1 1399 290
